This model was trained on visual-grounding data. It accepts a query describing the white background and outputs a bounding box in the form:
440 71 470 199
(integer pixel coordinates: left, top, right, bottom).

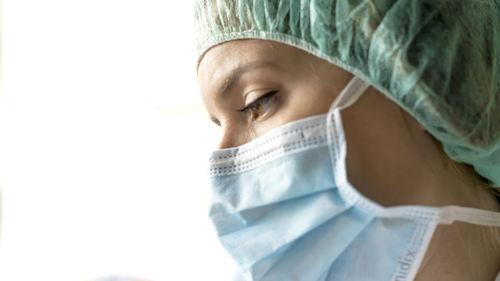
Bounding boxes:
0 1 235 280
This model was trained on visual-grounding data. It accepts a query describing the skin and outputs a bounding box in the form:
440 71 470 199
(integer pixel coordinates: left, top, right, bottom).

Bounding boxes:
198 39 500 281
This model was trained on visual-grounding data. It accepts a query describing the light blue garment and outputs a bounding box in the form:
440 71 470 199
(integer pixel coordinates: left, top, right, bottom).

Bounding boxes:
207 77 500 281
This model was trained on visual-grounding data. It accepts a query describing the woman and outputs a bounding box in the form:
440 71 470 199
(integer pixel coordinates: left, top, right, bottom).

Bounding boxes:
195 1 500 280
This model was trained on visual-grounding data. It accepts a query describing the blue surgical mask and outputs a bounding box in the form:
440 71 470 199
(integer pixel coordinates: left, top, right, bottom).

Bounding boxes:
207 77 500 281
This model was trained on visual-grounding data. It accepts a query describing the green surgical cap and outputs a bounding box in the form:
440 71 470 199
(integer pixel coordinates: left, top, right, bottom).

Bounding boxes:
195 0 500 188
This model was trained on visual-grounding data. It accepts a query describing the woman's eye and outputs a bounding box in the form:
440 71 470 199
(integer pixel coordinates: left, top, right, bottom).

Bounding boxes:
240 91 278 121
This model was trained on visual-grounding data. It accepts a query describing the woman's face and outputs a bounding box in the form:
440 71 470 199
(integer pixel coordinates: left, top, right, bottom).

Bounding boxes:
197 38 495 209
198 40 353 149
197 39 500 281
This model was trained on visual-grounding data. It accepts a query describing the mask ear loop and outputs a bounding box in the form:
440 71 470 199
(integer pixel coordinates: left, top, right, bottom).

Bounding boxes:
329 76 371 111
326 76 372 207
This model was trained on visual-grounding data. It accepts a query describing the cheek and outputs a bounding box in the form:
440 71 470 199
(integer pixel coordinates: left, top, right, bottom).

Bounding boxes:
251 87 333 138
283 85 335 121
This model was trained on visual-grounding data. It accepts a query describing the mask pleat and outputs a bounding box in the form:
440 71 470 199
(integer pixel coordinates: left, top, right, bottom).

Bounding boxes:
258 207 373 281
326 217 424 280
210 145 336 236
219 188 350 269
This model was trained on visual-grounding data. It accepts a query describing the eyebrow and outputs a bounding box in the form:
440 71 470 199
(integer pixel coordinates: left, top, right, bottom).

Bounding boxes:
218 61 278 98
209 61 278 126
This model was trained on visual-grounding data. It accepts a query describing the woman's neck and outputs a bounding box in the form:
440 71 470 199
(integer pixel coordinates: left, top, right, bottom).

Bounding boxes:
415 222 500 281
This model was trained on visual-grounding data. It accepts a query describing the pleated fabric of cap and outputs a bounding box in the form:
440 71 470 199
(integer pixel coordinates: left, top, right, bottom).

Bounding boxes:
194 0 500 188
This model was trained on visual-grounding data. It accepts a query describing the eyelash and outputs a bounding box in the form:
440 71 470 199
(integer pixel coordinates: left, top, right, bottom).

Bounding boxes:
239 91 278 118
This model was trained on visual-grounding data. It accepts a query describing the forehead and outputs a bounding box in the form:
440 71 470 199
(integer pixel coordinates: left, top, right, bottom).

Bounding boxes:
198 40 306 103
198 40 301 80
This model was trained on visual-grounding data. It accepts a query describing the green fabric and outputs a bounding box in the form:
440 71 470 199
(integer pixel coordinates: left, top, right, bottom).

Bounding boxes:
194 0 500 188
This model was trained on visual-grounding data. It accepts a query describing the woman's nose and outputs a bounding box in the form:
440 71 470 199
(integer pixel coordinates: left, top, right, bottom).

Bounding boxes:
218 130 237 149
218 126 250 149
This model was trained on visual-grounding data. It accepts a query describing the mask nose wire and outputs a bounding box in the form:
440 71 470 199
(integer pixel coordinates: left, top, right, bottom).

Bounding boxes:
329 76 371 111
